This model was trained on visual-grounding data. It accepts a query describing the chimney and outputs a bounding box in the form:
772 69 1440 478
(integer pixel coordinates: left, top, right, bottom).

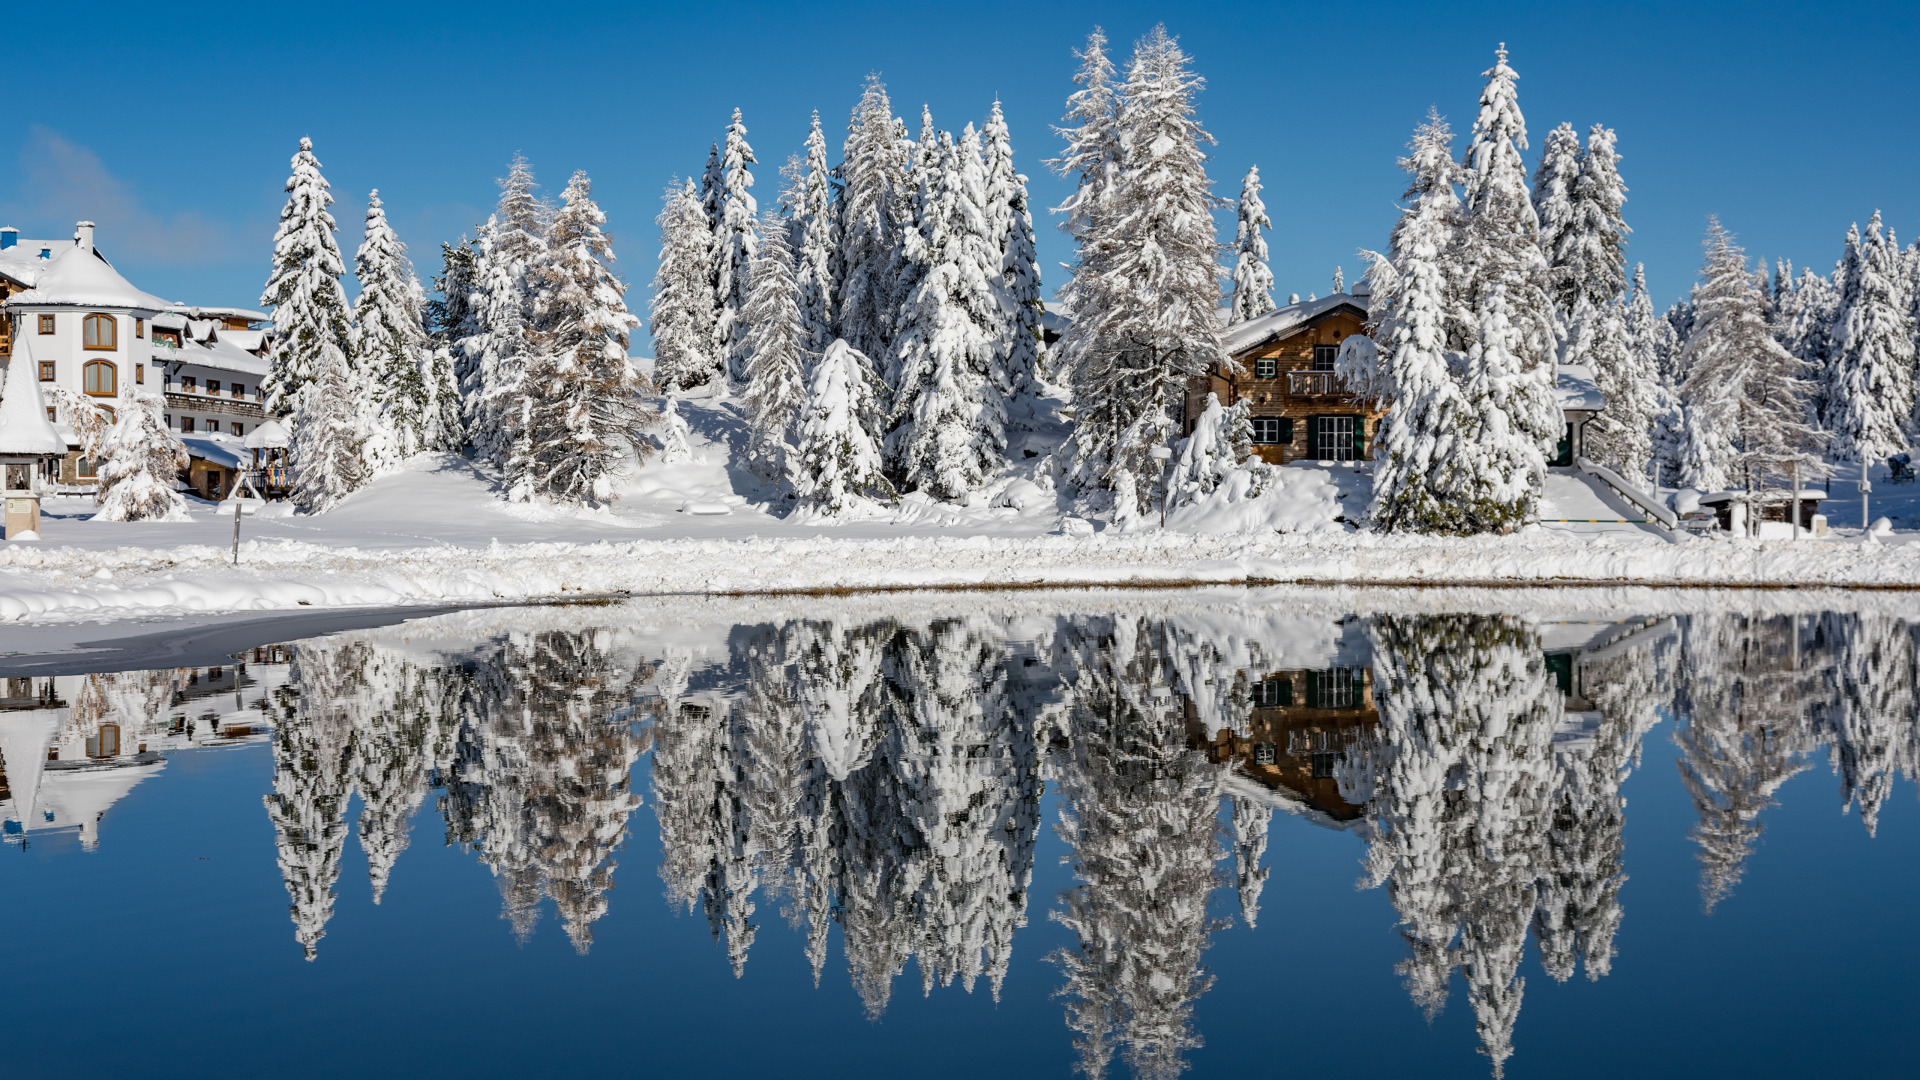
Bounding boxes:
0 227 15 250
75 221 95 251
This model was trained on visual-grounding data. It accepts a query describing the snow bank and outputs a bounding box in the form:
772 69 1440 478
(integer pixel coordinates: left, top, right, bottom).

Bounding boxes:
3 527 1920 625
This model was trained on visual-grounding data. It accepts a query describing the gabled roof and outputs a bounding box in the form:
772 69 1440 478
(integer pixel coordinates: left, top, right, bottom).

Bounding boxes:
166 332 270 378
1222 292 1370 358
5 243 174 311
1555 364 1605 411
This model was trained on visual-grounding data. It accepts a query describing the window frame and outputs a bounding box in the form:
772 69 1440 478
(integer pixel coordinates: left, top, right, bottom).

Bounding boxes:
1254 357 1278 379
82 313 118 351
135 364 144 385
38 361 55 381
37 314 54 335
1311 344 1339 371
82 359 117 397
1250 417 1293 446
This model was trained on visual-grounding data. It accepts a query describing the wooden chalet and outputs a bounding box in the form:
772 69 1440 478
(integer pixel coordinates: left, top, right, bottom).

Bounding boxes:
1184 288 1383 465
1189 663 1379 823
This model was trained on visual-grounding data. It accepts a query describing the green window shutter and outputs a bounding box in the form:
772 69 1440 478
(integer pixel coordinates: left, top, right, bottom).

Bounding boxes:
1307 416 1322 457
1279 677 1294 706
1352 416 1367 458
1279 418 1294 444
1305 669 1320 709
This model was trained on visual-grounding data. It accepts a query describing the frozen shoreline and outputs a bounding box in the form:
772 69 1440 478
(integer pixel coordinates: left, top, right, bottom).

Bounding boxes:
3 527 1920 629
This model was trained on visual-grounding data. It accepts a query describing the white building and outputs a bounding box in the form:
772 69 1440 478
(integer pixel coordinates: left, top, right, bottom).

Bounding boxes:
0 221 271 498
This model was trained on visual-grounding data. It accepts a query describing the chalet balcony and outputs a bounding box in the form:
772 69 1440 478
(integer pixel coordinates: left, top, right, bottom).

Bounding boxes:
1286 371 1352 398
165 391 267 419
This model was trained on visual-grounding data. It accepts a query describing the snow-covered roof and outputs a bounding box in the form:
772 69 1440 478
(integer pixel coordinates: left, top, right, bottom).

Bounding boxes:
1554 364 1605 412
151 311 188 330
1039 302 1071 338
180 432 246 469
1222 292 1370 357
0 707 61 831
170 304 270 324
33 757 166 849
0 338 70 456
4 243 174 311
165 333 270 378
243 418 290 449
0 237 64 288
218 329 267 353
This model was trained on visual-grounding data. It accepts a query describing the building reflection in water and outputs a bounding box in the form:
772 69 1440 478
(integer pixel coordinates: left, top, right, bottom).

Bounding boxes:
10 602 1917 1078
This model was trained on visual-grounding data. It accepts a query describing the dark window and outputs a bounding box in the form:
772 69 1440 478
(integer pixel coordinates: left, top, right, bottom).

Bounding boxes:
1254 357 1278 379
206 420 221 434
1312 344 1339 371
182 376 197 392
1311 752 1338 778
233 384 246 398
1543 653 1574 696
181 417 195 433
1250 417 1293 445
1552 424 1573 467
76 457 98 479
207 380 221 395
232 423 243 437
1254 743 1278 766
1307 667 1362 709
1251 677 1293 707
1311 415 1360 461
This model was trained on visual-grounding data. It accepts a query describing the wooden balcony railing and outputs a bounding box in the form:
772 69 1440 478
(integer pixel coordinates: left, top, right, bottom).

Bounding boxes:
165 391 266 419
1286 370 1350 397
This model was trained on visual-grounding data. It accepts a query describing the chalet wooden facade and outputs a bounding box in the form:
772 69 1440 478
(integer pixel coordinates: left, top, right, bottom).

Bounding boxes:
1184 291 1384 465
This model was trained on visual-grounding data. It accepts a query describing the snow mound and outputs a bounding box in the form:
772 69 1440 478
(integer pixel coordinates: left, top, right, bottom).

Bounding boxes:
1166 466 1346 535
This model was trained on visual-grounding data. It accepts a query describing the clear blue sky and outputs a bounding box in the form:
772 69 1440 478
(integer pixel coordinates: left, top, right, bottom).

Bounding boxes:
7 0 1915 328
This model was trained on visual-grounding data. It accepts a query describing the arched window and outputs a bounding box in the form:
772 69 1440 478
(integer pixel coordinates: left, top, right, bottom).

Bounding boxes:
83 313 117 350
83 359 117 396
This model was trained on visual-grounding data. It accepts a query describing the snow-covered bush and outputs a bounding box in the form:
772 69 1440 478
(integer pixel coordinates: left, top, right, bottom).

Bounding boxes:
1165 393 1264 509
654 394 693 464
93 391 189 522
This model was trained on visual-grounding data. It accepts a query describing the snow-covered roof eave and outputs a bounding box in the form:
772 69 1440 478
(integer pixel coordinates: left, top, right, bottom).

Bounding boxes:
170 304 272 324
1222 293 1370 359
1554 364 1606 412
1 246 175 313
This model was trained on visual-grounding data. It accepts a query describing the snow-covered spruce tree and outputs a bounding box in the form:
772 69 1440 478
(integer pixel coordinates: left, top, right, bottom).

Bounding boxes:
349 191 428 469
92 388 189 522
792 339 894 516
466 155 550 466
886 127 1005 501
1579 296 1656 481
712 109 758 383
738 208 812 487
982 99 1047 424
1165 392 1261 512
1820 613 1914 838
1047 26 1123 392
424 239 475 450
651 178 720 390
1823 212 1914 463
654 393 694 463
1229 164 1276 324
513 172 654 503
260 137 353 415
1622 262 1681 485
835 77 910 365
1452 45 1560 530
1677 218 1824 499
796 112 839 353
1060 26 1224 516
1359 110 1474 533
262 640 365 960
1530 121 1582 315
290 348 369 513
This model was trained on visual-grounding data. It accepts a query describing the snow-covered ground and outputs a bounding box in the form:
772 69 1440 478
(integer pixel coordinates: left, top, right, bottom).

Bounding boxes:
3 391 1918 628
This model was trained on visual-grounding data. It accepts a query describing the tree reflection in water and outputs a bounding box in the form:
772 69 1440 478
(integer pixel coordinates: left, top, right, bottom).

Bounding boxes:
222 603 1920 1076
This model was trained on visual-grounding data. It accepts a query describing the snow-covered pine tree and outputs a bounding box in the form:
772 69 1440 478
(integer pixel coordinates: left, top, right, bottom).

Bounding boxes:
1452 44 1560 530
982 99 1046 425
796 112 839 353
1531 121 1583 316
466 155 550 466
1165 392 1260 510
1626 264 1685 485
1229 165 1276 324
1060 26 1224 515
260 137 353 415
1677 218 1824 499
654 392 693 463
350 190 428 469
651 178 720 390
515 171 654 503
835 77 911 366
886 127 1005 500
1823 212 1915 463
92 387 189 522
424 240 475 450
1360 110 1474 533
290 344 369 513
1579 296 1656 481
791 339 894 516
712 109 758 383
738 208 812 487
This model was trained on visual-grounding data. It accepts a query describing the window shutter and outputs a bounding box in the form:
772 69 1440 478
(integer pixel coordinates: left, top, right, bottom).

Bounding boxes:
1279 677 1294 706
1279 418 1294 444
1353 417 1367 458
1307 416 1321 457
1305 669 1320 709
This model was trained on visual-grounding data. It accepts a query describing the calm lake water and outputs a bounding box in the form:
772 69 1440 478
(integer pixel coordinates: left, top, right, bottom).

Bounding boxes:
2 594 1916 1079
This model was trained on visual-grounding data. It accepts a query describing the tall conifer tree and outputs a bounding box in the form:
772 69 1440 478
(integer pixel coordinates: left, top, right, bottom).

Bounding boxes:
350 190 430 468
1823 212 1914 462
651 178 720 390
1229 165 1275 324
713 110 759 382
982 100 1045 423
261 137 353 416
